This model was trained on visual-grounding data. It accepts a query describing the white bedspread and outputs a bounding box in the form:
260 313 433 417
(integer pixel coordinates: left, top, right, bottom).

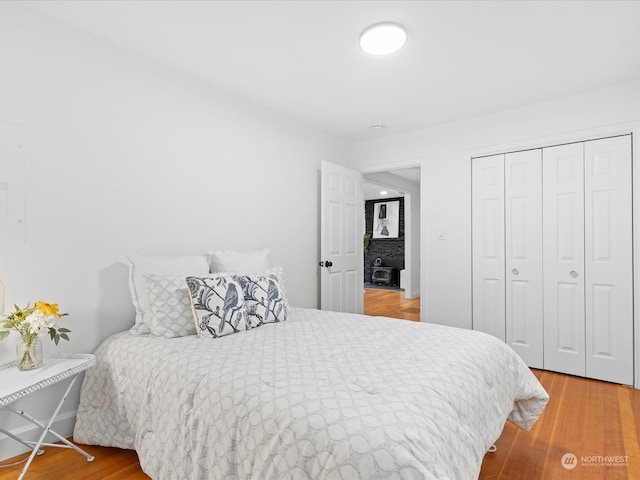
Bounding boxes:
74 308 548 479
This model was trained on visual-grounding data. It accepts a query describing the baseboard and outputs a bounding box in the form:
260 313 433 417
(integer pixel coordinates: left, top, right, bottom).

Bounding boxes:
0 410 77 462
403 289 421 299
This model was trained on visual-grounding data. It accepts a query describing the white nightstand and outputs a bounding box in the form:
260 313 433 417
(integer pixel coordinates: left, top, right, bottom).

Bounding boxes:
0 353 96 480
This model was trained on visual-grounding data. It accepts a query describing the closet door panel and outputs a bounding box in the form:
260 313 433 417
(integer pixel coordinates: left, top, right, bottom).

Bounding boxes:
584 135 633 385
505 149 543 368
472 154 505 341
543 143 586 376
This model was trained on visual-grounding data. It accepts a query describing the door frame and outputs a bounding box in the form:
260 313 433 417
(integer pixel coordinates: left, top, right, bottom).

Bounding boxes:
467 121 640 388
361 161 423 317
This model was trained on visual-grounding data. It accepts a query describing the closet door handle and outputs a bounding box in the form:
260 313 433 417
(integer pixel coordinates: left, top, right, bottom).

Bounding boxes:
570 270 578 278
512 268 519 275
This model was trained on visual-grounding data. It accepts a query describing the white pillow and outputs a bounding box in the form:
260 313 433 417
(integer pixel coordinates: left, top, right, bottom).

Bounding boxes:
144 274 196 338
126 255 210 334
208 248 271 274
186 275 249 339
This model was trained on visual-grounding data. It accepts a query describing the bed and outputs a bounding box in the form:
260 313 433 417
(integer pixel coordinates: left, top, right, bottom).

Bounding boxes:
74 307 548 480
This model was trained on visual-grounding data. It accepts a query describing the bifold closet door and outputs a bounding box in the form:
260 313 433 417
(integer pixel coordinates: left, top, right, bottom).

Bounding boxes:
583 136 633 385
505 150 543 368
543 136 633 384
472 154 505 341
543 143 586 377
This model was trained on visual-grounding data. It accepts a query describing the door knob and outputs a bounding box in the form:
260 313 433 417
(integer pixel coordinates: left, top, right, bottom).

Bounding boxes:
570 270 578 278
512 268 519 275
325 261 333 268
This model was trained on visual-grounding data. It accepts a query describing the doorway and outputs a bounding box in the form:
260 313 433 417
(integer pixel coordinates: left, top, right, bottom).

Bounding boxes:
362 167 421 320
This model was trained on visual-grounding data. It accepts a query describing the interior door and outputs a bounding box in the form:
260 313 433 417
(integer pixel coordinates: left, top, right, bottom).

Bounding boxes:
543 142 586 377
505 149 543 368
472 154 506 341
584 135 633 385
320 161 364 313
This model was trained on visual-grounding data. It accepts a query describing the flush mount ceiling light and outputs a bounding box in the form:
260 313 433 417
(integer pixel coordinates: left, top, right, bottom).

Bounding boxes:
359 22 407 55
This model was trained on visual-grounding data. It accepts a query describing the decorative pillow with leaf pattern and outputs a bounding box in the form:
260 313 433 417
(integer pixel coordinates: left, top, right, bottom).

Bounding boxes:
233 274 288 327
186 276 248 339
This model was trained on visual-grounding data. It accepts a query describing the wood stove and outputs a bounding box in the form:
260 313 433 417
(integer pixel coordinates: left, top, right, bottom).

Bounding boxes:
372 266 398 286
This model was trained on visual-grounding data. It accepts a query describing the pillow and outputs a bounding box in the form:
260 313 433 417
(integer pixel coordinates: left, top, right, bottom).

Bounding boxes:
126 255 210 334
144 274 196 338
208 248 271 274
261 265 290 309
233 272 288 327
186 275 249 339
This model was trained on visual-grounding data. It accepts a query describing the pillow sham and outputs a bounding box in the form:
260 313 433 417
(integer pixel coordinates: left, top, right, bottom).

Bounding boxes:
208 248 271 274
126 255 210 334
144 274 196 338
186 275 249 339
233 272 288 327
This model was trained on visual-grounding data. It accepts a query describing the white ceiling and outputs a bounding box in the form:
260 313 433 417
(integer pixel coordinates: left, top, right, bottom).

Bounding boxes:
364 168 420 200
20 0 640 141
363 182 402 201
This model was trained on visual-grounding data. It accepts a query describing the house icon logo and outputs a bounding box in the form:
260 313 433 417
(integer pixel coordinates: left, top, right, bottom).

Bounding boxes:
561 453 578 470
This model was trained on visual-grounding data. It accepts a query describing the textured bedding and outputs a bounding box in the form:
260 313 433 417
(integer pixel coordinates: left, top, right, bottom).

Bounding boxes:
74 308 548 479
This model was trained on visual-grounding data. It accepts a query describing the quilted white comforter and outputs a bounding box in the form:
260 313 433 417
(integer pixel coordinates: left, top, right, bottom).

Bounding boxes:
74 308 548 480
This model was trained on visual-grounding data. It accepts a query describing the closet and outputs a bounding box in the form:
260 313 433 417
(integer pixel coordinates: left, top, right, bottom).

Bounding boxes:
472 135 633 385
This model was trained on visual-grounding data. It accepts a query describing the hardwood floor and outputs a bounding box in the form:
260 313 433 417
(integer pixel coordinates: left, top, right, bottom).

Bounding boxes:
363 287 421 321
479 370 640 480
0 444 149 480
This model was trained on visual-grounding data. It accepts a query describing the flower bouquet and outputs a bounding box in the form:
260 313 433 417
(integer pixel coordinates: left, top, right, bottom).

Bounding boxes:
0 302 70 370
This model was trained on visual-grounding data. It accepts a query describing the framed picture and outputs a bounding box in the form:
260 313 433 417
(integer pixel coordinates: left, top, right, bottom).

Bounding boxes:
372 200 399 238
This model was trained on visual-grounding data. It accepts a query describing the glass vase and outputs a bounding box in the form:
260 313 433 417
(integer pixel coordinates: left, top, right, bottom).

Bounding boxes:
16 336 43 371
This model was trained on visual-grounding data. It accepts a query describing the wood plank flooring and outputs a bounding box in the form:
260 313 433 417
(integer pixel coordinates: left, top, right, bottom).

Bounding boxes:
479 369 640 479
0 444 149 480
364 287 421 321
2 292 638 479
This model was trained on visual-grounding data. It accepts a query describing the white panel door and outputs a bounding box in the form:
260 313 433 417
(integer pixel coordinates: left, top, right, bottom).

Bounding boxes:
505 149 543 368
320 161 363 314
543 143 586 377
584 136 633 384
472 154 505 341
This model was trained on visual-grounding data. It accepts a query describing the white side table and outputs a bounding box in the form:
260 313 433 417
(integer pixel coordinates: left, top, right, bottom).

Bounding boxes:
0 353 96 480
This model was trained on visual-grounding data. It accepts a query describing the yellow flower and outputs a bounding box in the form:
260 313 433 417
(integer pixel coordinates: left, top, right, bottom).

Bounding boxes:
34 301 62 318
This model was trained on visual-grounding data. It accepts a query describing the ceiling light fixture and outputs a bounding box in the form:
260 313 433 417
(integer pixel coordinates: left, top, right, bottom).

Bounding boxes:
359 22 407 55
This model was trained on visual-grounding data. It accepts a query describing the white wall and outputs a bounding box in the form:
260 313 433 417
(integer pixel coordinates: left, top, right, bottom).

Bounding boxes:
352 80 640 329
0 3 349 460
